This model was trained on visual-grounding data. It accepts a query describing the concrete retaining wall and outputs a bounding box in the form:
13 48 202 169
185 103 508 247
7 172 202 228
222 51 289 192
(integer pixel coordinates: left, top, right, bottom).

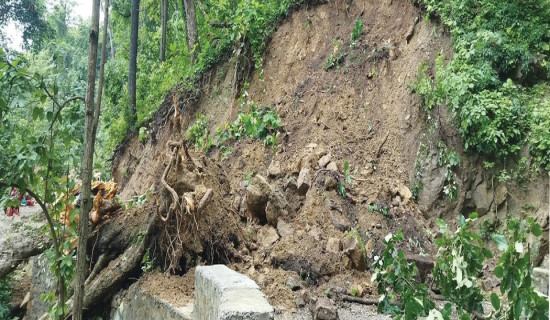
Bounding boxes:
194 265 274 320
111 284 193 320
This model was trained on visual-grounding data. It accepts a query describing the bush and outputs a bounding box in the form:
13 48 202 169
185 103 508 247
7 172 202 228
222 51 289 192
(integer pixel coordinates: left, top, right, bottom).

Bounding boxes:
373 214 549 320
410 0 550 170
216 100 282 146
186 113 213 153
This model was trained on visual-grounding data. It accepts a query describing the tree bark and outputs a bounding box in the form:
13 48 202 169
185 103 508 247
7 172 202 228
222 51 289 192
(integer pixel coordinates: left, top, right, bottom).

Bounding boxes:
182 0 200 63
73 0 100 319
128 0 140 129
107 6 115 58
93 0 109 142
160 0 167 62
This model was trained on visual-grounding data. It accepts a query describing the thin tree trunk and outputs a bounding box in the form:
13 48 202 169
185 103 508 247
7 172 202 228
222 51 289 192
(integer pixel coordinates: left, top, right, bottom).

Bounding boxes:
182 0 199 63
128 0 140 129
73 0 100 319
107 5 115 58
160 0 167 62
93 0 109 142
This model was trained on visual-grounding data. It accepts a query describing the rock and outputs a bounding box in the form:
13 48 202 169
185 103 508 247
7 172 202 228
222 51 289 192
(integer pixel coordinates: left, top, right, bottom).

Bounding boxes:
277 220 294 237
324 176 338 191
295 297 306 308
246 175 272 221
326 238 342 253
286 276 302 291
309 227 322 241
389 47 399 60
297 167 312 195
482 278 500 292
257 227 280 248
329 211 350 232
266 188 290 226
248 266 256 276
284 177 298 191
265 201 279 226
364 238 375 258
533 267 549 296
326 162 338 172
395 185 412 202
494 184 507 208
417 152 447 214
392 195 402 207
405 254 434 282
318 154 332 168
343 236 366 271
472 182 492 216
268 160 282 177
315 297 338 320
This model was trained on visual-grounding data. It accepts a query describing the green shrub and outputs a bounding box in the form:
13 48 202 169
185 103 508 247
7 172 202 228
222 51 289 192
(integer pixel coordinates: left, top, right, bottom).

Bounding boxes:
186 113 213 153
216 101 282 146
410 0 550 170
0 276 12 319
529 96 550 171
351 17 363 45
373 214 549 319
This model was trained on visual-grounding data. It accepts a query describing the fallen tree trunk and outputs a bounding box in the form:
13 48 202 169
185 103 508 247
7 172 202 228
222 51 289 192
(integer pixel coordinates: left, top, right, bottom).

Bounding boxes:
0 242 48 279
38 213 158 320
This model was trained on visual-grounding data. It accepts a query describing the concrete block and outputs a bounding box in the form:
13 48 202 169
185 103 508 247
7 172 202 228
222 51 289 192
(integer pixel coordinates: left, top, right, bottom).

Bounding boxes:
194 265 274 320
111 283 192 320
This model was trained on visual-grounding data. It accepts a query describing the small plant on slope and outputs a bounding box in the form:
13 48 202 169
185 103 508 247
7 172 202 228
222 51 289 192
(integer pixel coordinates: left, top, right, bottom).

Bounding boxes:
186 113 213 153
351 17 363 47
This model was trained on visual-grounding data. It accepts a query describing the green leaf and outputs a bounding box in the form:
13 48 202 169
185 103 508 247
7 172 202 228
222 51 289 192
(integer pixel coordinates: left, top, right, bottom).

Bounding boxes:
490 293 501 310
494 266 504 278
437 219 447 233
531 222 542 237
492 234 508 251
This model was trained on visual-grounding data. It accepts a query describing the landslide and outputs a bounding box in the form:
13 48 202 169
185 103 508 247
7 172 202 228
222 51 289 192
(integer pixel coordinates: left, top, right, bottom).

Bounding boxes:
106 0 548 316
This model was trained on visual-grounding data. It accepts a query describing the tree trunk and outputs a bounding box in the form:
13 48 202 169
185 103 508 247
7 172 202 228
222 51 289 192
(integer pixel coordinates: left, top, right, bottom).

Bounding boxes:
182 0 199 63
128 0 140 129
93 0 109 141
73 0 100 319
107 5 116 58
160 0 167 62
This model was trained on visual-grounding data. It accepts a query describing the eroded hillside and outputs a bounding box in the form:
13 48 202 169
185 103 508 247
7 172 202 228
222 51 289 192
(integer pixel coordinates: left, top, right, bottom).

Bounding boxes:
107 0 548 317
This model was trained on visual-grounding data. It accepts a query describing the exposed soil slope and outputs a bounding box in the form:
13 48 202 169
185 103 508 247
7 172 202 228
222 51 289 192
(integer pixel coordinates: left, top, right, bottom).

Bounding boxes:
109 0 548 316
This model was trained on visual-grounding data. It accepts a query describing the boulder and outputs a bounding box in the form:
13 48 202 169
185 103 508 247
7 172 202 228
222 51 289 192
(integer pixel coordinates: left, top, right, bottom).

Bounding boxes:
257 227 280 248
318 154 332 168
268 160 282 177
265 189 290 226
285 276 302 291
297 167 312 195
343 236 366 271
472 182 493 216
329 211 350 232
326 162 338 172
417 153 446 213
314 298 338 320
